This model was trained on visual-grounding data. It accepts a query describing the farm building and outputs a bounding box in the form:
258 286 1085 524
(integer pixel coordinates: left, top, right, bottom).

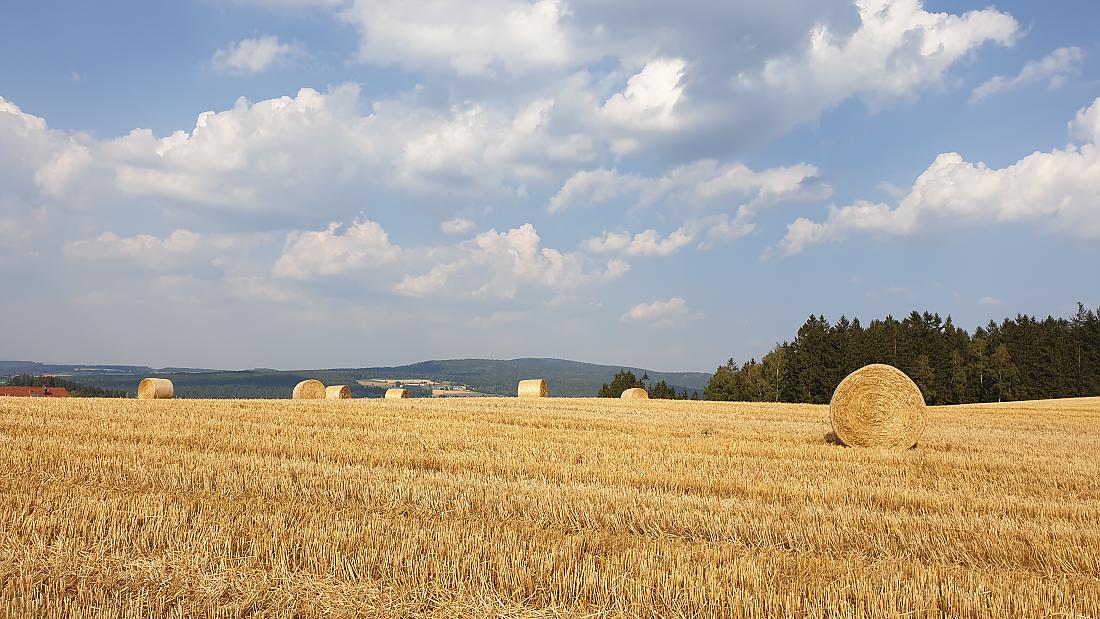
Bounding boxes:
0 386 69 397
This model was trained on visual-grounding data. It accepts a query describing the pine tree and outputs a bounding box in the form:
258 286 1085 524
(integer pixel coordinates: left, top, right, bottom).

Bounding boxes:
703 359 740 400
990 344 1019 402
597 369 644 397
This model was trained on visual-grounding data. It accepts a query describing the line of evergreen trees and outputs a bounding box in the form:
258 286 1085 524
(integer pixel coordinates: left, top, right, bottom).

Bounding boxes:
597 369 701 399
703 303 1100 404
5 374 129 398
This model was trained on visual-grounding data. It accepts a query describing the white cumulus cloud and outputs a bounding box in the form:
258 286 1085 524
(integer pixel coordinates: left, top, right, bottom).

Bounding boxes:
778 96 1100 254
213 35 303 74
548 160 826 214
273 218 401 279
63 229 258 270
440 217 476 235
972 46 1082 103
395 223 628 300
971 47 1085 103
583 228 694 257
338 0 571 76
600 58 687 130
622 297 702 324
739 0 1018 134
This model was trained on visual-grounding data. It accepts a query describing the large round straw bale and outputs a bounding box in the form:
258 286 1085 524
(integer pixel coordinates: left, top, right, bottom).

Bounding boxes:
137 377 174 400
326 385 351 399
384 388 409 399
517 379 549 398
620 387 649 400
830 363 926 449
292 379 326 400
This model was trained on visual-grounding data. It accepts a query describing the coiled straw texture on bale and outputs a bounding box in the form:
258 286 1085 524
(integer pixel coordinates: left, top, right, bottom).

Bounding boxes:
137 378 174 400
292 380 327 400
325 385 351 399
384 388 409 399
620 387 649 400
517 379 549 398
830 363 926 449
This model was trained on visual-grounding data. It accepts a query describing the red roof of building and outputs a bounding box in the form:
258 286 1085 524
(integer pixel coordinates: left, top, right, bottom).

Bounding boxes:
0 386 69 397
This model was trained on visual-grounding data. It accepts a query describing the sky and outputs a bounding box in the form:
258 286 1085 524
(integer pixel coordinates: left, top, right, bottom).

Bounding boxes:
1 0 1098 372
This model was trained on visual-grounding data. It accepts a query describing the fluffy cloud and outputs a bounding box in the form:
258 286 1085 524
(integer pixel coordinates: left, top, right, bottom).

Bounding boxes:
622 297 702 324
268 217 627 301
971 47 1085 103
583 228 693 257
737 0 1017 136
1 97 66 202
552 160 828 253
8 85 595 219
600 58 687 131
1070 98 1100 143
212 36 303 74
273 218 401 279
778 97 1100 254
0 98 120 252
548 160 827 214
241 0 1018 158
235 0 344 8
395 224 628 300
62 230 259 270
338 0 571 76
441 217 476 235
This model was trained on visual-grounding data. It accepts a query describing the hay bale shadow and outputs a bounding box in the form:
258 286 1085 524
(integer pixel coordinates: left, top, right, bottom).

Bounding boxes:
825 430 919 450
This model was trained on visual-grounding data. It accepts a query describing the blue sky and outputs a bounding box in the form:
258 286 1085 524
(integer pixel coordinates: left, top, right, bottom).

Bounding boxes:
2 0 1098 371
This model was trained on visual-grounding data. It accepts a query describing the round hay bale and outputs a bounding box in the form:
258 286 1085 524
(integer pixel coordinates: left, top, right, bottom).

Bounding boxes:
326 385 351 399
620 387 649 400
384 388 409 399
137 377 174 400
830 363 926 449
292 379 326 400
517 379 548 398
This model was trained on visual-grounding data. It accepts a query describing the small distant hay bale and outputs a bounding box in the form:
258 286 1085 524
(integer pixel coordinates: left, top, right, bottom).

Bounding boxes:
830 363 926 449
385 388 409 399
620 387 649 400
292 379 326 400
517 379 548 398
137 378 174 400
326 385 351 399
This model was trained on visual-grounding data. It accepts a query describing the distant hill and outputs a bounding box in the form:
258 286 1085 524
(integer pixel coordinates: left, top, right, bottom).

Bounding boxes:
0 358 711 398
357 358 711 397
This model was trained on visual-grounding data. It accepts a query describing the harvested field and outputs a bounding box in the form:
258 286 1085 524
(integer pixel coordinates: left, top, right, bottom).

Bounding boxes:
1 396 1098 617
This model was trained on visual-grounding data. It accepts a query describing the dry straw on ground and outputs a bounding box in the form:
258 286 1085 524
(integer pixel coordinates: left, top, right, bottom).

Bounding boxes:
517 379 549 398
1 396 1098 617
830 363 926 449
291 379 326 400
620 387 649 400
326 385 351 399
136 378 173 400
384 388 409 399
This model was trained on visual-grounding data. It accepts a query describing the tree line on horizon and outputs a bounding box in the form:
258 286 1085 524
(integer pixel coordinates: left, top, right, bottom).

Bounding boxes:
4 374 129 398
699 303 1100 405
597 370 700 400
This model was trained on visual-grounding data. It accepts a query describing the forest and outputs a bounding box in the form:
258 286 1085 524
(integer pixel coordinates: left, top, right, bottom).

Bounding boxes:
703 303 1100 405
4 374 128 398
